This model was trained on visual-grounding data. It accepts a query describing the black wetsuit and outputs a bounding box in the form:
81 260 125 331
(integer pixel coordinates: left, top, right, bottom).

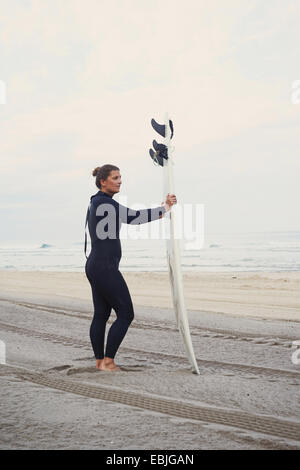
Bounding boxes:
84 190 166 359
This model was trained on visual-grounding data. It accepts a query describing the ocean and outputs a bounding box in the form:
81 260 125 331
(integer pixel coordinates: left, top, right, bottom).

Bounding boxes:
1 231 300 272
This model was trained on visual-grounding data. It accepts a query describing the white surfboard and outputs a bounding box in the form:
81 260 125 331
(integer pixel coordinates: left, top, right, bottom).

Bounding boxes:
150 114 200 375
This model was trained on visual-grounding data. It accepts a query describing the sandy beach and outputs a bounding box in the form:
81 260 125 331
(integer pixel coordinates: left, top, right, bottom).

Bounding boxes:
1 270 300 450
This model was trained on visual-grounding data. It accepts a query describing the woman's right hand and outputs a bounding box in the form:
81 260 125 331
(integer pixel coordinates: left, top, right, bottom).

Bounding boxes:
161 193 177 212
166 193 177 206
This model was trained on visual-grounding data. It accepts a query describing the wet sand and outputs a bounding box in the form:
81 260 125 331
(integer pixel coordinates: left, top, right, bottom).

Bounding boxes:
0 270 300 449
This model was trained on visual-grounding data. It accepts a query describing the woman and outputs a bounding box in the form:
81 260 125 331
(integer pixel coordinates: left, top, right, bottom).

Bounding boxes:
85 164 177 371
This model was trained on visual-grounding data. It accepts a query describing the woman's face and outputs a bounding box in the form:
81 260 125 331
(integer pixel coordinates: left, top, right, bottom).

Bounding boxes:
100 170 122 195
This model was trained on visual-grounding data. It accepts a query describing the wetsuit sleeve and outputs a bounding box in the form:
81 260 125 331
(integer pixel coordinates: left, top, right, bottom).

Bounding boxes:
117 202 166 225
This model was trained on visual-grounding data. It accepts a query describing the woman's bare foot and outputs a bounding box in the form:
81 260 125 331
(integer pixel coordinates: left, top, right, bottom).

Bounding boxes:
96 357 120 371
96 359 103 370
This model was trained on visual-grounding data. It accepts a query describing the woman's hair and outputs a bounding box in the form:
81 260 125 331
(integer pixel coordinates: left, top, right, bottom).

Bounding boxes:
92 164 120 189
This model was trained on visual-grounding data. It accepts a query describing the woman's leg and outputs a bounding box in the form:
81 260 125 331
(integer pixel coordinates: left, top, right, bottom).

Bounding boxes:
89 281 112 360
86 259 134 370
102 269 135 360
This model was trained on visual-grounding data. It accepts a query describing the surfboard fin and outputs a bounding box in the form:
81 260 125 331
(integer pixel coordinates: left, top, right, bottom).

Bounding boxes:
149 148 164 166
151 118 174 139
153 140 168 160
149 141 169 167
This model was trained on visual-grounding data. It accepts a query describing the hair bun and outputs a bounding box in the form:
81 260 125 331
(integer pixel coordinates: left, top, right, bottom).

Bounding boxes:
92 166 101 177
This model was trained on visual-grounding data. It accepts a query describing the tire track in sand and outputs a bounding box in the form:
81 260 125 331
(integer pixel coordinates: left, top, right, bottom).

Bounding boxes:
1 363 300 443
0 320 299 382
0 298 294 348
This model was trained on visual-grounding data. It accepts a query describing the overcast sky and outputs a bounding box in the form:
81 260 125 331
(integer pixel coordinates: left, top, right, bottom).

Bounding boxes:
0 0 300 244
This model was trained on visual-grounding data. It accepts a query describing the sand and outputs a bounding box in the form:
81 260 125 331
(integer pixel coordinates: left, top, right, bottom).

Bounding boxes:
0 270 300 450
0 270 299 321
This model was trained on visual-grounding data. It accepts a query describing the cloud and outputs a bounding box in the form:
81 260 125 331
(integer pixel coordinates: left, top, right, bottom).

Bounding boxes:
0 0 300 240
